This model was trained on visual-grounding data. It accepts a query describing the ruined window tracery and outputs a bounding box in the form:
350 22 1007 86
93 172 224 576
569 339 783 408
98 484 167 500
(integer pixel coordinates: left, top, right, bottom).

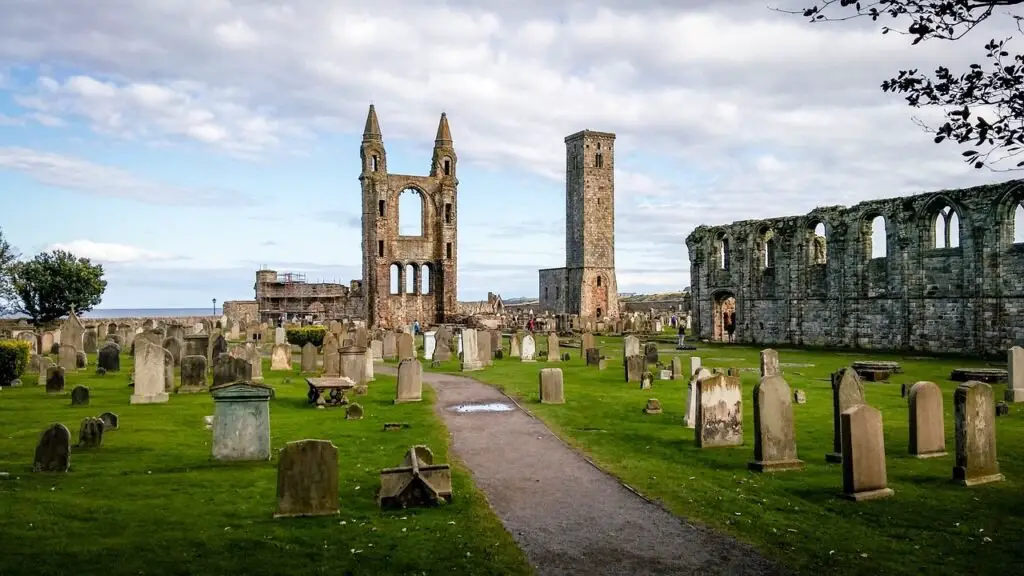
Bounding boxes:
867 216 887 259
934 205 961 248
759 229 776 269
389 264 400 295
398 189 423 236
810 222 827 264
371 154 379 172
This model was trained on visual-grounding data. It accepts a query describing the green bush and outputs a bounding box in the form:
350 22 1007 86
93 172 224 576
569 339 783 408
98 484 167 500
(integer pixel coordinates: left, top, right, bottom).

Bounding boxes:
0 339 31 386
286 326 327 348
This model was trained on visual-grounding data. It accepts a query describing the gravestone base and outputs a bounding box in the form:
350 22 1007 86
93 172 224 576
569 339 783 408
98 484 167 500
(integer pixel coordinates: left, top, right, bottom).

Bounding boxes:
825 452 842 463
841 487 894 502
748 459 804 473
130 392 169 404
953 469 1004 486
912 451 947 459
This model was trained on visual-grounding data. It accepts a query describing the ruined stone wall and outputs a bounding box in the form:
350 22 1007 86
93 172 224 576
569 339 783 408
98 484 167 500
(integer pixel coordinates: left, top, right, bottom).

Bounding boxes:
538 267 568 313
621 299 690 313
685 180 1024 356
223 300 258 325
360 106 458 329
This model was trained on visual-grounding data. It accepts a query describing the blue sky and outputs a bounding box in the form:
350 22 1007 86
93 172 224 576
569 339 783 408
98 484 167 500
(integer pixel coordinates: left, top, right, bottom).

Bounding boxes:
0 1 1019 308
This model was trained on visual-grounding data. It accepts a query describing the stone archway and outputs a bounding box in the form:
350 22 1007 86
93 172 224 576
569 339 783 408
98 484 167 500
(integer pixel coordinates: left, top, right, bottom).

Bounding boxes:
712 291 737 343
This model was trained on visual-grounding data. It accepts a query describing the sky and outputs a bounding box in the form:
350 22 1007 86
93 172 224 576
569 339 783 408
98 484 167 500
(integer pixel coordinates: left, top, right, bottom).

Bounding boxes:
0 0 1022 308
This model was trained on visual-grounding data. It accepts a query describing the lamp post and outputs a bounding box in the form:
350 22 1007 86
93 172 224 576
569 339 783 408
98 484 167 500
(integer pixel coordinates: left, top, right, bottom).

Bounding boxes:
212 298 217 317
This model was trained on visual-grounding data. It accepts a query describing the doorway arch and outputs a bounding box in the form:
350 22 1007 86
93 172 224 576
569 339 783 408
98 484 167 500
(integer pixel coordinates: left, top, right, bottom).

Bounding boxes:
712 290 737 343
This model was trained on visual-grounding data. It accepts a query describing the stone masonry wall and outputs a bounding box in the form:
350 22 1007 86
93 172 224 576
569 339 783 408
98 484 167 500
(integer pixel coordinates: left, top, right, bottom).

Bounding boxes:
538 267 568 314
685 180 1024 356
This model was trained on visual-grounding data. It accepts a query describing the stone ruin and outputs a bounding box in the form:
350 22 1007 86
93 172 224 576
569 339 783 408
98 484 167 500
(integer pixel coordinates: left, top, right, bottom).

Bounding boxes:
378 445 453 510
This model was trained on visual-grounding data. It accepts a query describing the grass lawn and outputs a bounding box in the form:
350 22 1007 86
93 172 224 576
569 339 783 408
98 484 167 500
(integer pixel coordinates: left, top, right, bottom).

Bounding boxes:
0 352 531 576
428 333 1024 576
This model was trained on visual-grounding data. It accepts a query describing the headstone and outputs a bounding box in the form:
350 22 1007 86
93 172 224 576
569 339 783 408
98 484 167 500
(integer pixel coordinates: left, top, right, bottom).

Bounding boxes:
301 343 317 372
520 334 536 362
477 330 492 367
275 327 286 345
131 341 170 404
696 374 743 448
370 339 384 362
163 337 182 367
643 398 662 415
396 359 423 403
760 349 780 378
83 327 98 354
581 333 595 358
1005 346 1024 402
163 348 175 393
61 310 85 352
75 350 87 369
690 356 702 379
640 371 653 390
33 423 71 472
210 382 274 461
624 355 644 383
363 347 374 382
98 343 120 372
623 335 640 358
510 333 521 358
461 329 483 371
644 342 658 364
382 332 397 360
749 374 803 472
355 326 369 348
346 402 364 420
184 334 209 358
274 440 339 518
338 345 366 385
659 369 672 380
58 344 77 372
70 385 90 406
271 344 291 371
77 417 104 448
826 368 866 463
99 411 119 430
953 381 1004 486
423 331 436 360
996 401 1010 416
36 357 53 386
539 368 564 404
45 366 65 394
793 389 807 404
179 355 208 393
546 332 560 362
209 334 228 366
585 348 600 366
397 332 415 360
213 354 253 387
841 404 894 501
671 357 684 380
908 381 946 458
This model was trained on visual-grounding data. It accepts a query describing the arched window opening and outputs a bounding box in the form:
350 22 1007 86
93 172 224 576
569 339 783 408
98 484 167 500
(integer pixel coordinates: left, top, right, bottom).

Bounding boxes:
597 276 602 287
377 240 384 257
760 230 775 269
389 264 400 295
595 152 603 168
398 189 423 236
405 264 416 294
868 216 887 258
444 203 452 224
421 264 431 294
371 154 379 172
721 238 730 270
555 286 560 300
443 158 451 176
544 286 549 299
596 307 602 317
446 242 452 259
378 199 385 217
934 205 961 248
810 222 827 265
1015 202 1024 243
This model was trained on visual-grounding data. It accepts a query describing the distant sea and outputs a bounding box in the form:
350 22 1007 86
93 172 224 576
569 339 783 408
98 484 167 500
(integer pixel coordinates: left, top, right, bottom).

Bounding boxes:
2 308 222 320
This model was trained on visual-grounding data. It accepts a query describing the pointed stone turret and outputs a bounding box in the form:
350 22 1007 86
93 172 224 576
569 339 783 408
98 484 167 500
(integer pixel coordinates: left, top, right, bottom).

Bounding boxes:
434 112 452 145
363 104 382 141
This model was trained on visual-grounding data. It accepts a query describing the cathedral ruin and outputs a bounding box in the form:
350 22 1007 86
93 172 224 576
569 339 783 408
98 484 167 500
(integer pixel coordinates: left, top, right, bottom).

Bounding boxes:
685 180 1024 356
538 130 620 321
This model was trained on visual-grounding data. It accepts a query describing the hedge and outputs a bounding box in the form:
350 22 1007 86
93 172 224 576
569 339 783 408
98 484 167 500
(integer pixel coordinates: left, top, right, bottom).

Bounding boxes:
0 339 31 386
286 326 327 348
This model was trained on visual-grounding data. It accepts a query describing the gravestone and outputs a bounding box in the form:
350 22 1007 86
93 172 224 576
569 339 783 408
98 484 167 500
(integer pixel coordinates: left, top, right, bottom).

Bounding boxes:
370 339 384 362
640 371 653 390
209 334 228 366
423 331 436 360
211 382 274 461
581 333 595 358
750 374 803 472
690 356 702 379
271 344 291 371
346 403 363 420
132 341 169 404
539 368 564 404
83 327 98 354
163 348 175 393
363 347 374 382
841 404 894 501
644 343 658 364
33 423 71 472
99 411 119 430
585 348 601 366
760 349 780 378
510 333 521 358
98 343 120 372
623 336 640 359
460 329 483 371
58 344 78 372
793 389 807 404
184 334 210 359
163 337 182 367
382 333 397 360
397 332 415 360
245 342 263 382
274 440 339 518
213 354 253 387
75 351 87 369
624 355 644 383
275 327 286 345
644 398 663 415
301 343 317 373
477 330 492 367
909 381 946 458
179 355 208 393
520 334 536 362
355 326 369 348
696 374 743 448
396 359 422 403
1005 346 1024 402
489 329 501 357
36 357 54 387
340 346 367 385
671 357 683 380
953 381 1004 486
45 366 65 394
166 324 185 342
546 332 560 362
70 385 90 406
826 368 866 463
77 417 104 448
61 310 85 352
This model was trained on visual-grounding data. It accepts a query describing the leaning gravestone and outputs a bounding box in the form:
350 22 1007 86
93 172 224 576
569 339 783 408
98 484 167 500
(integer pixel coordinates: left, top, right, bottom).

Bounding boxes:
520 334 536 362
77 417 104 448
274 439 339 518
99 412 119 430
70 385 90 406
45 366 65 394
210 382 274 461
826 368 866 463
179 355 208 393
908 381 946 458
750 373 803 472
34 423 71 472
98 343 120 372
841 404 894 501
953 381 1004 486
539 368 565 404
395 359 422 403
696 374 743 448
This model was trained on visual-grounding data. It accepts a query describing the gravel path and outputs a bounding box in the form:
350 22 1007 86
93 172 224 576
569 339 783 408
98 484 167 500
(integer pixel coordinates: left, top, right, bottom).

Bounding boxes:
379 366 784 576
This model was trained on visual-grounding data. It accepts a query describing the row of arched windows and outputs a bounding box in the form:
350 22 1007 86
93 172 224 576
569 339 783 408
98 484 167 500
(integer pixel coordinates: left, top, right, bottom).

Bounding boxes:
711 200 1024 271
389 263 432 295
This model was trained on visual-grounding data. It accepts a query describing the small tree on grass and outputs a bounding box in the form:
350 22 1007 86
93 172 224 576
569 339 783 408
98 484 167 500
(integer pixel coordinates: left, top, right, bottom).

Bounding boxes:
12 250 107 329
776 0 1024 170
0 228 18 317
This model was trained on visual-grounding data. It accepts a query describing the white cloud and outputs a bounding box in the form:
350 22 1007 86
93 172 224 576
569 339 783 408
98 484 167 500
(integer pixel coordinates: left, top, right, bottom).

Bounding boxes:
46 240 182 264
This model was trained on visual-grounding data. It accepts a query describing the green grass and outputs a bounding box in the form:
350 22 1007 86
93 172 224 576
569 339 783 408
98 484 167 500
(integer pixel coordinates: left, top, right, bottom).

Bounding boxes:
0 354 531 576
428 335 1023 576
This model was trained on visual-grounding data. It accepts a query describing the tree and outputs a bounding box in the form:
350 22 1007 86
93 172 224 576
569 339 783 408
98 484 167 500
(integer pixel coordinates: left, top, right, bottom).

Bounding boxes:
12 250 107 326
0 228 18 317
777 0 1024 169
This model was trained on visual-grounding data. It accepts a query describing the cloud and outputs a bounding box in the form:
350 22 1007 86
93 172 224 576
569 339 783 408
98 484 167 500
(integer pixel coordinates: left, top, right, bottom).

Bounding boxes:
0 147 248 205
46 240 183 264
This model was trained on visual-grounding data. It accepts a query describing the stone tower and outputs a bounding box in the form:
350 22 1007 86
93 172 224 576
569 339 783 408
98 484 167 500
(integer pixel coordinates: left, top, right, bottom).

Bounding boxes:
360 105 459 329
564 130 619 319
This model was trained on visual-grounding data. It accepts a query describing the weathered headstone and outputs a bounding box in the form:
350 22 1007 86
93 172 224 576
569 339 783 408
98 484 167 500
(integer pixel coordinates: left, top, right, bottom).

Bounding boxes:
581 333 595 358
179 355 208 393
953 381 1004 486
163 348 175 393
45 365 65 394
477 330 492 367
539 368 564 404
423 331 436 360
908 381 946 458
322 332 341 376
841 404 894 501
83 327 98 354
61 310 85 352
75 350 87 369
271 343 291 371
671 357 684 380
640 371 653 390
760 349 780 378
184 334 209 358
461 329 483 371
378 445 453 509
213 354 253 387
793 389 807 404
274 327 286 345
1005 346 1024 403
301 343 317 372
77 417 104 448
623 335 640 359
33 423 71 472
209 334 228 366
644 342 658 364
346 402 363 420
99 411 119 430
520 334 536 362
510 333 521 358
274 440 339 518
826 368 866 463
643 398 663 414
382 332 397 360
396 359 422 403
546 332 560 362
624 355 644 383
397 332 415 360
98 343 120 372
132 340 169 404
340 346 367 385
696 374 743 448
70 385 90 406
210 382 274 461
58 344 78 372
750 374 803 472
363 346 374 382
163 337 183 367
585 348 601 366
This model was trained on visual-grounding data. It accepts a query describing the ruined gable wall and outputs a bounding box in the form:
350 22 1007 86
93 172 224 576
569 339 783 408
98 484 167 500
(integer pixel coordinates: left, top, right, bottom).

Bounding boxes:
539 268 568 314
685 180 1024 355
